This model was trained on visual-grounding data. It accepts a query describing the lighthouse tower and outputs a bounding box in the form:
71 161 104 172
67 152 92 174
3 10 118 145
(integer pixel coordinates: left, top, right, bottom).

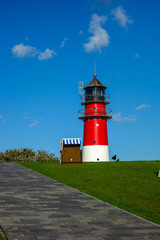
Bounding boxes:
79 74 112 162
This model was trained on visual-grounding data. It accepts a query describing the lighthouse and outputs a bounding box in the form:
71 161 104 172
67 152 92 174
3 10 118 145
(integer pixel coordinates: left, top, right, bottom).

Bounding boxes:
79 74 112 162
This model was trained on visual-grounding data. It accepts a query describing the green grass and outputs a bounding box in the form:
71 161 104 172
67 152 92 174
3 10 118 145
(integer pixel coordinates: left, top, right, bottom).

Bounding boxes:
0 230 6 240
19 161 160 225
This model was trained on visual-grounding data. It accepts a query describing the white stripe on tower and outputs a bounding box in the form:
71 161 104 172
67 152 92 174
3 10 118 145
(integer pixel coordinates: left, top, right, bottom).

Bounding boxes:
82 145 109 162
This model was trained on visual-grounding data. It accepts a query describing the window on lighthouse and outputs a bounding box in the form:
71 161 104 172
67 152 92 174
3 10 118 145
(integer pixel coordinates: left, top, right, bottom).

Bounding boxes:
101 89 105 96
85 87 105 103
93 88 96 95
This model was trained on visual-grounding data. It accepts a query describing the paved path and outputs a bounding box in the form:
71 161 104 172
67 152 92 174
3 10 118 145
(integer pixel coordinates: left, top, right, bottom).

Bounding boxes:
0 163 160 240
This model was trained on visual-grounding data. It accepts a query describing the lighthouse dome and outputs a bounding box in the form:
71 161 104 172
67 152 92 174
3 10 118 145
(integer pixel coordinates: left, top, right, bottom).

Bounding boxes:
84 74 106 89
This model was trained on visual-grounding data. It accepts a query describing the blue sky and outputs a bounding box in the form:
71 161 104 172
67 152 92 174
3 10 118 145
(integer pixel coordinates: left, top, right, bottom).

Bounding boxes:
0 0 160 161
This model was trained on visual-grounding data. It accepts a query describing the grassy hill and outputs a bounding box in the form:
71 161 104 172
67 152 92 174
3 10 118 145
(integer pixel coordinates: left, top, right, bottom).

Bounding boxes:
19 161 160 225
0 230 6 240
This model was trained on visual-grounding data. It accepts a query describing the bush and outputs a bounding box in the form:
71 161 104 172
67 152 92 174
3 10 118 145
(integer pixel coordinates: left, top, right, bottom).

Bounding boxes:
0 148 59 162
36 149 57 162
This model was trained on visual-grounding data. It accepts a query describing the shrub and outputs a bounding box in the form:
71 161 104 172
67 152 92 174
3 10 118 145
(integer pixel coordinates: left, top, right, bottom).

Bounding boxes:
0 148 59 162
36 149 56 162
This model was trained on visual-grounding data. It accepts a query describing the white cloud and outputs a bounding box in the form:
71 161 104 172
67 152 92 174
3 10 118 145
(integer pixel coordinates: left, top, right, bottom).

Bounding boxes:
134 53 140 58
79 30 83 35
23 116 29 120
60 38 68 48
135 104 150 110
29 119 39 128
12 43 37 58
38 49 57 60
84 13 110 53
23 114 39 127
112 113 136 122
23 113 29 120
0 115 6 124
111 6 133 28
98 0 111 6
12 43 57 61
90 0 111 10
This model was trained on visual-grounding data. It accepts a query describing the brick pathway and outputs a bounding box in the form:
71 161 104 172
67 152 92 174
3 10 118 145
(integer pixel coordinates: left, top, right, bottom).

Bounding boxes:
0 162 160 240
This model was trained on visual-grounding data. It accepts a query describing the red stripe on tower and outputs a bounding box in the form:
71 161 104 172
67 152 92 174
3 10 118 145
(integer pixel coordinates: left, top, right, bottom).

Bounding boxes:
79 74 112 162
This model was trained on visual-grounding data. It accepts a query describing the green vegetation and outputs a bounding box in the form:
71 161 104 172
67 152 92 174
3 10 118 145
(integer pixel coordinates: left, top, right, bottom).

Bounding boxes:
0 230 6 240
19 161 160 225
0 148 59 162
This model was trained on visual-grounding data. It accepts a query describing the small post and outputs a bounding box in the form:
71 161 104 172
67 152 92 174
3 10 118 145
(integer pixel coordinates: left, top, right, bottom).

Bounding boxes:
158 170 160 177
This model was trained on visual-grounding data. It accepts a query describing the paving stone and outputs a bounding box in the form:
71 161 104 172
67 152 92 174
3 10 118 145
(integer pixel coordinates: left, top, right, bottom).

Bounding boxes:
0 162 160 240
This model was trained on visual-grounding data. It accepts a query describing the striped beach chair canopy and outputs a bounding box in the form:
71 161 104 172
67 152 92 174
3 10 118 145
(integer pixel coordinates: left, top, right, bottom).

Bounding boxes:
62 138 82 145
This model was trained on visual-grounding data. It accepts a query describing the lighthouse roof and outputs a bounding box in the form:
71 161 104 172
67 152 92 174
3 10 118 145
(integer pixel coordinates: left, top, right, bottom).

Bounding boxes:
84 74 106 89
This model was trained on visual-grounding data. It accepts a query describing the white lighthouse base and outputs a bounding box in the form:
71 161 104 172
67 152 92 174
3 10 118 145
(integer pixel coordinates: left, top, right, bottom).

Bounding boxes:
82 145 109 162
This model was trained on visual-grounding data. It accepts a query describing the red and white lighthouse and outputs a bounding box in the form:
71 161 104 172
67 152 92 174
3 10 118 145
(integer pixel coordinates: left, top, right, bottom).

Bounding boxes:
79 74 112 162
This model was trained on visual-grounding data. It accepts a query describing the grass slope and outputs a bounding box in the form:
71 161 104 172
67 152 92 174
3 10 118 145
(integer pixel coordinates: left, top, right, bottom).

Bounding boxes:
0 230 6 240
19 161 160 225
